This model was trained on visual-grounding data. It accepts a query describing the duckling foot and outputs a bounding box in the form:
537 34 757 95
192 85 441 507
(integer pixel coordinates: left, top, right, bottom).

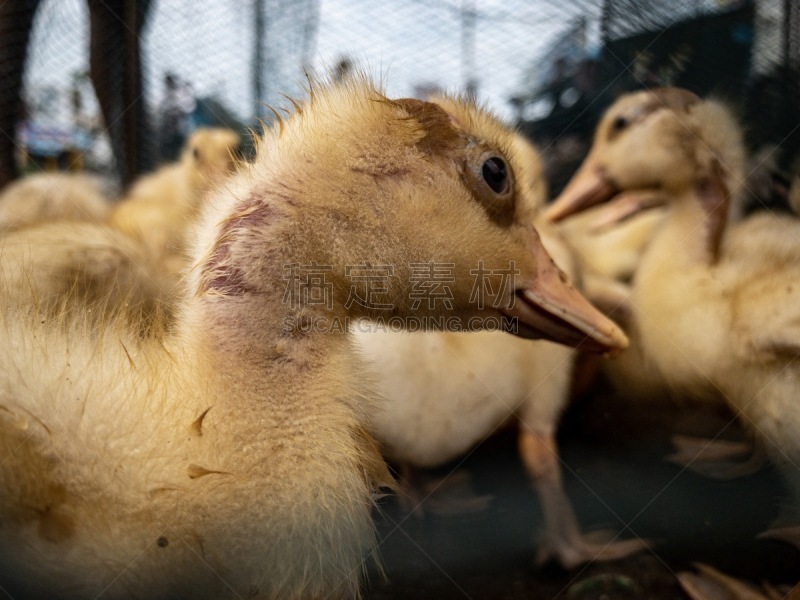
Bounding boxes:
678 563 785 600
759 524 800 551
667 435 766 480
519 428 651 570
396 465 492 518
535 527 652 571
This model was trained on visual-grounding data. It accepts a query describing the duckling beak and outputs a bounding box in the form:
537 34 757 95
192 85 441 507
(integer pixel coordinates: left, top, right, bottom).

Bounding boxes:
588 189 667 231
502 232 629 355
545 161 619 223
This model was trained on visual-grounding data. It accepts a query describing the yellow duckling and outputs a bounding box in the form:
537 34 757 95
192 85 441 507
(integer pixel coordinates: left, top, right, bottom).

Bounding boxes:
0 76 626 599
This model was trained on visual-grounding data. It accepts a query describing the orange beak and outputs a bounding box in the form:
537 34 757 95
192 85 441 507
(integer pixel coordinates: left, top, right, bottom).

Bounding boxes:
545 159 619 223
502 230 629 354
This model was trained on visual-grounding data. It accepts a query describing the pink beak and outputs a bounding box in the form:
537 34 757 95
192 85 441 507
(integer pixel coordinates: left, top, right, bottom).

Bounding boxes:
502 230 629 354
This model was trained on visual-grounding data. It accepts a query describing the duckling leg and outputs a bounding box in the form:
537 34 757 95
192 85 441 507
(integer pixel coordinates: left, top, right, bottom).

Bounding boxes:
677 563 778 600
519 428 650 569
759 524 800 551
395 464 492 518
667 435 766 479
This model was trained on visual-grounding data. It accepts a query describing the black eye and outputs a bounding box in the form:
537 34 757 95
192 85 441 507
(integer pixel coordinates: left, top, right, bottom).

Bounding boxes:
192 147 200 160
482 156 509 194
612 115 629 132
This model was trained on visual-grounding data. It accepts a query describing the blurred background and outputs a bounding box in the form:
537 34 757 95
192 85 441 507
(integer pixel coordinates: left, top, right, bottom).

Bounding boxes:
2 0 797 200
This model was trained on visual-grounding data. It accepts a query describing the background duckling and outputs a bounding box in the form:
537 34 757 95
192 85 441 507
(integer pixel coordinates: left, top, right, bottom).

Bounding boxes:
0 220 176 332
358 123 644 569
555 201 671 406
546 88 800 550
0 76 626 599
0 172 114 231
109 127 240 270
558 203 665 284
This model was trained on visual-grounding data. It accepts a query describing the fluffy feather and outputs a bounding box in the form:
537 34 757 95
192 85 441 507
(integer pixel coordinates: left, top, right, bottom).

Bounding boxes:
0 221 176 332
0 172 113 231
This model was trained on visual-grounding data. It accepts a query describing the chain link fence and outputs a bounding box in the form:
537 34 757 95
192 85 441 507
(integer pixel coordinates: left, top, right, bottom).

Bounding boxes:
2 0 798 199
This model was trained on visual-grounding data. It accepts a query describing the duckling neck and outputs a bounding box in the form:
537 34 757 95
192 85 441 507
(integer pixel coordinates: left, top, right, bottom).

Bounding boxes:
650 189 727 269
181 292 348 375
164 258 386 595
632 191 729 391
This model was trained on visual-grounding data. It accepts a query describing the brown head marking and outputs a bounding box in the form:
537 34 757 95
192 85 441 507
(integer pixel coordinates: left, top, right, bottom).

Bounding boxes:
697 158 730 263
391 98 465 156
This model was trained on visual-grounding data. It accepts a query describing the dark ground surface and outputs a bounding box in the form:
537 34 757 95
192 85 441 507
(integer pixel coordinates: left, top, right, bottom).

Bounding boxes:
363 384 800 600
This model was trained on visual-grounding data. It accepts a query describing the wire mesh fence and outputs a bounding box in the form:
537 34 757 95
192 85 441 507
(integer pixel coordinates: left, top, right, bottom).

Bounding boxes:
2 3 800 597
2 0 799 198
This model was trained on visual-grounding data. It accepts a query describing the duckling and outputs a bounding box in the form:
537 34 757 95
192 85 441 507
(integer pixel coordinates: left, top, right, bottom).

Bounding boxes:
0 220 176 332
0 76 627 599
546 87 800 541
109 127 240 270
0 172 113 231
358 124 643 569
556 200 670 405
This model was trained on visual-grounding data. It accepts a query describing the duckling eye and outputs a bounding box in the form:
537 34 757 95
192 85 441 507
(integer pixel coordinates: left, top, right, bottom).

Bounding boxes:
464 147 516 226
192 147 200 160
612 115 629 132
482 157 509 194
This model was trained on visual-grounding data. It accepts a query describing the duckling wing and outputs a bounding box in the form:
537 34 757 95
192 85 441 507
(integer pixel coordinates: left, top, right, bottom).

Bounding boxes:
724 218 800 362
731 276 800 362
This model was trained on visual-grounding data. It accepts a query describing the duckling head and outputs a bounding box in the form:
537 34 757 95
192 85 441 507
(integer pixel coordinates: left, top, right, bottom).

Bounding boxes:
191 76 627 353
546 87 745 232
182 127 241 192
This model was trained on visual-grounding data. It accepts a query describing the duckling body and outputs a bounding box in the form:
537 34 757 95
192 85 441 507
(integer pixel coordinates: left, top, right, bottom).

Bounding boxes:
0 78 626 598
0 221 175 328
0 172 112 231
0 309 384 599
366 327 571 468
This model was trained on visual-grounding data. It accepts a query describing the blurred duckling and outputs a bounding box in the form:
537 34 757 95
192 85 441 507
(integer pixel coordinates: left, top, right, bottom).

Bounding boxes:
359 121 642 569
558 203 665 284
547 88 800 547
556 200 670 405
0 221 176 332
0 172 113 231
0 76 627 599
110 127 240 270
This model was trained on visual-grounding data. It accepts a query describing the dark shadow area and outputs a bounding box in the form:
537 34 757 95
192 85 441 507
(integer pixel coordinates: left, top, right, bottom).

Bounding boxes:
366 383 799 599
